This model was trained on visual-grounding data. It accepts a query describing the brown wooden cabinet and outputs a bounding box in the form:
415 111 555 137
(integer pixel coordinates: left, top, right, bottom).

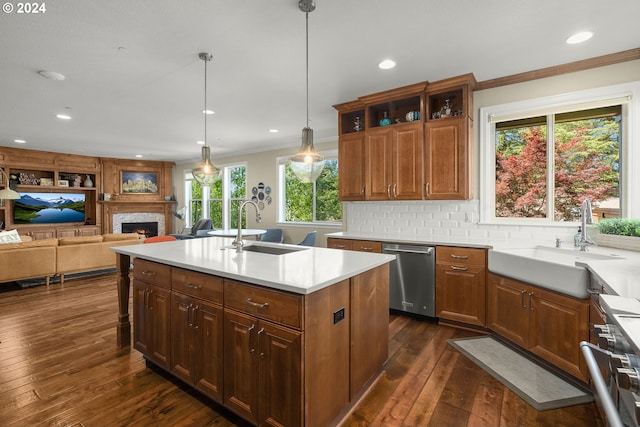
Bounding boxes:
132 260 171 370
424 117 471 199
424 74 476 200
366 123 423 200
129 254 389 427
326 238 381 253
487 273 589 381
338 132 366 200
223 279 303 426
170 268 224 402
435 246 487 327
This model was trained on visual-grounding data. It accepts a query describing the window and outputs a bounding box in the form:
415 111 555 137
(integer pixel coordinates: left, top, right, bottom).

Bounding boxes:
185 162 247 228
277 151 342 225
480 81 640 224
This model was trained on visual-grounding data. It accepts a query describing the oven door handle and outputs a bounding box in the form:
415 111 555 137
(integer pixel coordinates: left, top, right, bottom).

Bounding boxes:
580 341 624 427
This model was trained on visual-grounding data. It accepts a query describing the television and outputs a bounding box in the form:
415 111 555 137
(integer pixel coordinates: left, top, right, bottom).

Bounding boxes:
13 192 86 224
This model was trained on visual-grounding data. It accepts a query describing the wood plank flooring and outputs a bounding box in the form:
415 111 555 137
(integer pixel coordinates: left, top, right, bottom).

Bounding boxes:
0 274 602 426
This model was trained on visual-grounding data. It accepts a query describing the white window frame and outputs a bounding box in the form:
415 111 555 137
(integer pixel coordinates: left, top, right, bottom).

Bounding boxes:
479 81 640 225
185 161 247 229
276 149 343 228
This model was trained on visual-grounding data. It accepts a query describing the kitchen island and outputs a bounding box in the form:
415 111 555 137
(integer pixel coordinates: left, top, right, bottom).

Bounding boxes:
111 238 394 427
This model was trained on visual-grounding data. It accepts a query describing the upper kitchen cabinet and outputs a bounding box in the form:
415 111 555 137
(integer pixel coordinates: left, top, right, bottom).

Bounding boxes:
334 82 426 201
335 100 366 200
424 74 476 200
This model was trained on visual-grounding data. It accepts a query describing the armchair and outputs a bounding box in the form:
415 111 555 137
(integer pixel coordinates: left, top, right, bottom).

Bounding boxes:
170 218 213 240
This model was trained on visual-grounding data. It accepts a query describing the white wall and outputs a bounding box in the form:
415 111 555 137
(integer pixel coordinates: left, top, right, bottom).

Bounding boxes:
173 140 340 247
174 59 640 248
347 60 640 248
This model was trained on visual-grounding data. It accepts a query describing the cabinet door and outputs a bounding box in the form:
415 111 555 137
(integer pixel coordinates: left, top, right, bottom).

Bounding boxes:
77 226 99 237
57 228 78 238
133 281 171 370
435 264 486 326
424 117 470 200
170 293 194 384
338 133 365 200
487 274 529 348
148 286 171 370
133 281 150 355
258 321 303 427
224 309 259 424
194 300 224 402
529 287 589 381
392 124 424 200
365 127 393 200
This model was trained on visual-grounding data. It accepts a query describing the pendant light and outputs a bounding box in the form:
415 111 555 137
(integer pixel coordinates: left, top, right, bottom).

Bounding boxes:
288 0 325 183
192 52 221 187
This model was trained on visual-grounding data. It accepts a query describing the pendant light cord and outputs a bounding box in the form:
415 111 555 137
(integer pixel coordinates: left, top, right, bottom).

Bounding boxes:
305 11 309 129
204 57 208 148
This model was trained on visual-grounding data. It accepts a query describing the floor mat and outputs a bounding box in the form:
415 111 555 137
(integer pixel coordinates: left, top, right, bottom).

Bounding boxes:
448 335 593 411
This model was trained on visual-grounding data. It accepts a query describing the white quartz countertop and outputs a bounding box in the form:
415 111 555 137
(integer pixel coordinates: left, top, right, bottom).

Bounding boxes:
111 238 394 295
577 249 640 300
326 231 493 249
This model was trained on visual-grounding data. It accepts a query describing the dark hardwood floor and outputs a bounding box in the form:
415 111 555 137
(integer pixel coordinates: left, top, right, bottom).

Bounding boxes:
0 274 602 426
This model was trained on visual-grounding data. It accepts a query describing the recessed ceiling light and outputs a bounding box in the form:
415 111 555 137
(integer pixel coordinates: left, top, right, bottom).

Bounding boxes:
202 109 215 115
56 114 72 120
38 70 66 81
566 31 593 44
269 129 279 133
196 140 205 145
14 139 26 144
135 154 143 158
378 59 396 70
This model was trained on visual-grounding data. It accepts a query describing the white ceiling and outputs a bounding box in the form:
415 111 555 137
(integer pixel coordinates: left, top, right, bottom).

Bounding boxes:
1 0 639 163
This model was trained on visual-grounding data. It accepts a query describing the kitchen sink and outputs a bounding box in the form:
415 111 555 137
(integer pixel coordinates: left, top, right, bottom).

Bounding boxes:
242 245 308 255
488 245 623 299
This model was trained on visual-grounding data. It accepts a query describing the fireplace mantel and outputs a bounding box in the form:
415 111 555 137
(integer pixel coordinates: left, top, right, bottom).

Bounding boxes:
100 200 175 235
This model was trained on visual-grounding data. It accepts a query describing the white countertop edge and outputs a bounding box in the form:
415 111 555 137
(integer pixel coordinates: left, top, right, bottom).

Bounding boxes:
111 241 394 295
325 232 493 249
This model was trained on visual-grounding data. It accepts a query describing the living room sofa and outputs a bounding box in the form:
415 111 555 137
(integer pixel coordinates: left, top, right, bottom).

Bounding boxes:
0 233 142 286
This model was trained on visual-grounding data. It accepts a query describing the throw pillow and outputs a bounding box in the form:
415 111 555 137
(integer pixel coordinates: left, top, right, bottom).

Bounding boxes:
0 229 21 244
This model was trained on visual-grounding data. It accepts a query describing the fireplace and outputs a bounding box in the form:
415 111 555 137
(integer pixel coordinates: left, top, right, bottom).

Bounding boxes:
122 222 158 238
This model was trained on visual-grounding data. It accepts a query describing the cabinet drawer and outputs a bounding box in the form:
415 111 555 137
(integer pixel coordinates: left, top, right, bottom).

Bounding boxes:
133 259 171 289
352 240 382 253
327 238 353 250
172 268 223 303
436 246 486 266
224 280 303 330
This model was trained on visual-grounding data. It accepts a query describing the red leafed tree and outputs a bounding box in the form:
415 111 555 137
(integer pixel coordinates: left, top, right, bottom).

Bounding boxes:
496 125 616 220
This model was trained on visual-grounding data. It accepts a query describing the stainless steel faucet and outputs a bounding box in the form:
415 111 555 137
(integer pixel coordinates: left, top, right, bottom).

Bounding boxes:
233 200 261 252
579 199 595 251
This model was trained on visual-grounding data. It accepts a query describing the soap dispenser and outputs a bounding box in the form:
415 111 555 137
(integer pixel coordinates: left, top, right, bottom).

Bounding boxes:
574 226 582 247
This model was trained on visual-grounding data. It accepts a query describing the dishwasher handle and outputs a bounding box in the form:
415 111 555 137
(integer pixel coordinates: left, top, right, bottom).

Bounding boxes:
383 247 433 255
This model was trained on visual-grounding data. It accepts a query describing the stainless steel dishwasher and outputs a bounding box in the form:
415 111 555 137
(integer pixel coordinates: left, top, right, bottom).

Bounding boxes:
382 243 436 317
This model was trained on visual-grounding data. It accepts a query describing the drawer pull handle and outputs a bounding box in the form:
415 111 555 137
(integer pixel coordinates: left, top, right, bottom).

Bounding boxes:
246 298 270 309
450 254 468 260
334 245 346 249
360 247 373 252
450 265 468 271
141 271 157 276
185 282 202 290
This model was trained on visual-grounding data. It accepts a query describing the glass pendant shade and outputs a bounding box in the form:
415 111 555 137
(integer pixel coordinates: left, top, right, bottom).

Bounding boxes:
289 127 325 183
192 146 220 187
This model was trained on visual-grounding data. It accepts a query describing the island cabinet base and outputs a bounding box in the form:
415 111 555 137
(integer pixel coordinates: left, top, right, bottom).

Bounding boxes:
123 254 389 427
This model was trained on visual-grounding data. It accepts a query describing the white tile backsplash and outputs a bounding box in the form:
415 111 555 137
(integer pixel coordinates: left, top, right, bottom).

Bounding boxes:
346 200 579 248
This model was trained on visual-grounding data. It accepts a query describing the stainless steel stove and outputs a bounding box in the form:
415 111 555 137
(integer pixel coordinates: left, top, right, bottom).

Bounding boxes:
582 294 640 427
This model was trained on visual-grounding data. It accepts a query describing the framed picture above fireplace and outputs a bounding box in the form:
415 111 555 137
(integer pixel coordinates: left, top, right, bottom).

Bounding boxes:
121 172 158 194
